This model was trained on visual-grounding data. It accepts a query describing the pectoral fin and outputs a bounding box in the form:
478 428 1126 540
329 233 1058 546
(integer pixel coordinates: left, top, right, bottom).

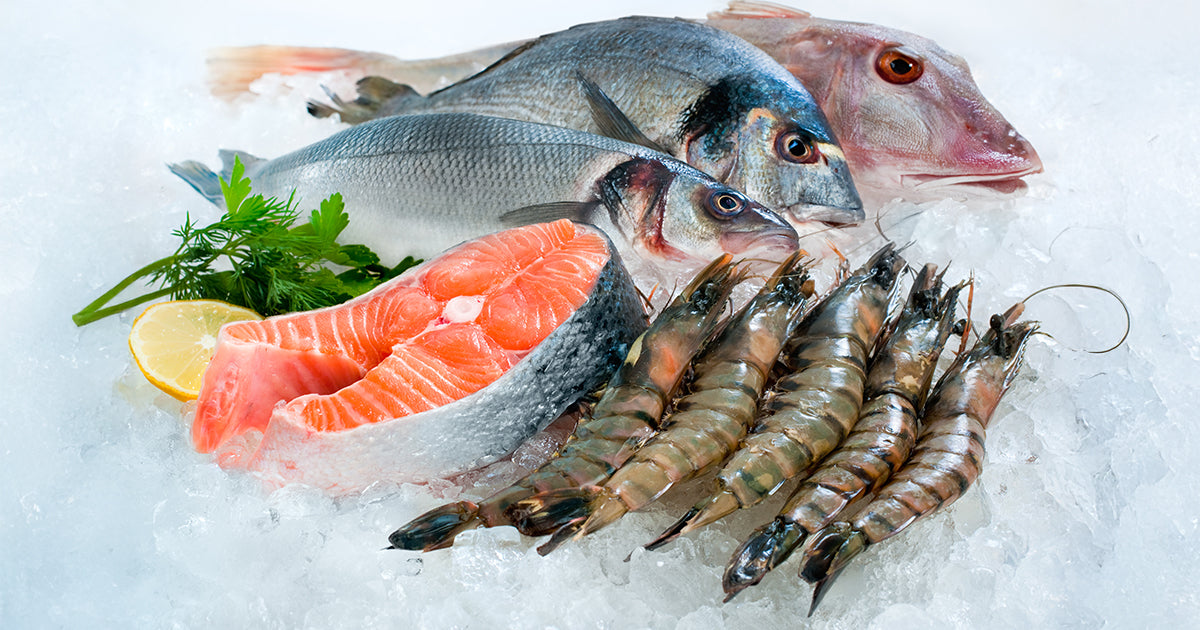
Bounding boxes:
576 71 671 155
499 201 600 227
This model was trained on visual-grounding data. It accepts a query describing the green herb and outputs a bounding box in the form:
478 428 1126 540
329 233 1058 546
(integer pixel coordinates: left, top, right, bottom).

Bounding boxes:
73 157 420 326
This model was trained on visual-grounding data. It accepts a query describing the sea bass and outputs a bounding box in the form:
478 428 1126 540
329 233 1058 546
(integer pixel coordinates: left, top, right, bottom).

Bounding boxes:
209 3 1040 202
194 220 647 492
169 112 799 294
304 16 863 224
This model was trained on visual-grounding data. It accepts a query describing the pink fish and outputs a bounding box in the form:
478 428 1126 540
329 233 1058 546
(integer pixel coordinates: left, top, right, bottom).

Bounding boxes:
707 2 1042 201
206 2 1041 204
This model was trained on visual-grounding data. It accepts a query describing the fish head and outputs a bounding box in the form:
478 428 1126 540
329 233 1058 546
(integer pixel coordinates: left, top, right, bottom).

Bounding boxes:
751 16 1043 195
597 157 799 264
677 75 864 225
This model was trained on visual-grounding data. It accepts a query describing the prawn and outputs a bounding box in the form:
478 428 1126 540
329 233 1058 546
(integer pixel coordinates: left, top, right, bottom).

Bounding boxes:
647 244 905 550
511 253 815 553
797 304 1039 614
387 255 741 551
722 264 964 600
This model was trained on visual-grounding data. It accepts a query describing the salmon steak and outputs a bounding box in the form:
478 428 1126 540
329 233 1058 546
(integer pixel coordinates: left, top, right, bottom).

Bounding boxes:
192 220 647 493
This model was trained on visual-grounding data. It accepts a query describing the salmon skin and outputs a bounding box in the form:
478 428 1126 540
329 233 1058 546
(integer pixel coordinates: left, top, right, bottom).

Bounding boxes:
193 220 648 494
208 3 1039 203
304 16 862 224
169 112 799 295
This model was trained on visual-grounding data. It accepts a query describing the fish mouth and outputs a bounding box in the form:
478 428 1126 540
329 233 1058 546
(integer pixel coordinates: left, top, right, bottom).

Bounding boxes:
719 226 800 261
902 164 1042 194
783 202 865 226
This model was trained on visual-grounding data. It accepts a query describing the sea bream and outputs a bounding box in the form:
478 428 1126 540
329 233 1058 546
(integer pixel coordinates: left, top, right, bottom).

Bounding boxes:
208 3 1041 203
303 16 863 225
169 112 800 294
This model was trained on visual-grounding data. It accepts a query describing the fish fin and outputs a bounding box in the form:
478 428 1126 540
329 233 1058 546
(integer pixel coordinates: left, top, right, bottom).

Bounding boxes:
575 71 671 155
206 45 386 99
216 149 265 182
167 161 225 207
307 76 420 123
433 37 541 93
169 150 266 208
715 1 812 19
500 201 599 227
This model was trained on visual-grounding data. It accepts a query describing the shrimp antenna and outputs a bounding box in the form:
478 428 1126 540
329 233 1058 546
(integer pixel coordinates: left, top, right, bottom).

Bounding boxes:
1017 283 1130 354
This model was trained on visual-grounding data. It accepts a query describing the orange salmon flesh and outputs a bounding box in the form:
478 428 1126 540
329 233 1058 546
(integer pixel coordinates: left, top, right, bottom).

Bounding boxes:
193 219 610 454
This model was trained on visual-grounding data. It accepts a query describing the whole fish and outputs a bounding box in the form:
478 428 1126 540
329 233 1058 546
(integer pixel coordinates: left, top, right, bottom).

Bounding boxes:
706 2 1042 199
169 112 799 294
209 3 1040 202
304 16 863 224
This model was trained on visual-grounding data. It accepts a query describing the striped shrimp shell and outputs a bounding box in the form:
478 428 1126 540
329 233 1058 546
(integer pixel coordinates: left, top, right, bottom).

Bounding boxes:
799 306 1038 613
648 243 905 548
519 253 815 552
722 264 963 599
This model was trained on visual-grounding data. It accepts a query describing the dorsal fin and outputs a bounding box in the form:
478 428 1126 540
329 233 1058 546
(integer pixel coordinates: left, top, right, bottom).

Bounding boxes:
575 71 671 155
429 37 542 95
712 1 812 19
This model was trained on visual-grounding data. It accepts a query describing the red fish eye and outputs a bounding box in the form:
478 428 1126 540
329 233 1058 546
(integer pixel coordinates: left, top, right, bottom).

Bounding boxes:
876 49 924 84
775 131 819 164
708 190 747 218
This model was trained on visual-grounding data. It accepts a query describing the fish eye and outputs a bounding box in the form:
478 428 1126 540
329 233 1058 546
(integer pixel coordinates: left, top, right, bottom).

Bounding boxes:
775 130 820 164
707 190 747 218
876 49 924 84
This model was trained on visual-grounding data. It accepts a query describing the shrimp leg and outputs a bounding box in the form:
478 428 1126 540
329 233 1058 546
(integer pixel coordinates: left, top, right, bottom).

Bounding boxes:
723 265 964 600
512 253 814 553
387 255 741 551
798 306 1038 614
647 244 905 550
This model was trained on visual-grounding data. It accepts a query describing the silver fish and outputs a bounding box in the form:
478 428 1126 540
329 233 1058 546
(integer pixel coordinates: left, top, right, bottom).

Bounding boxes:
307 16 863 224
168 112 799 293
209 4 1040 203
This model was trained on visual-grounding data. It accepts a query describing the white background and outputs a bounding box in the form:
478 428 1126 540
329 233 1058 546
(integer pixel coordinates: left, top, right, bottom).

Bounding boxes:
2 0 1198 627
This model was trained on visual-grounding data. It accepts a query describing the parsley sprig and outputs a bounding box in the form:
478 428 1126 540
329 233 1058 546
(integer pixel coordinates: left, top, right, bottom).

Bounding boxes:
73 157 419 326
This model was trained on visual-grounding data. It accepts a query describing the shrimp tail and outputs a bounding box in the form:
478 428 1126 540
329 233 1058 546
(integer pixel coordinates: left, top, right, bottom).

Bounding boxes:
646 491 741 550
387 501 481 552
799 522 868 615
519 487 630 555
722 517 808 602
506 486 601 538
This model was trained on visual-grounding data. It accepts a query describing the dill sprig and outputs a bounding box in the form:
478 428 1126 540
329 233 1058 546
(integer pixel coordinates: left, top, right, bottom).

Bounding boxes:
72 157 419 326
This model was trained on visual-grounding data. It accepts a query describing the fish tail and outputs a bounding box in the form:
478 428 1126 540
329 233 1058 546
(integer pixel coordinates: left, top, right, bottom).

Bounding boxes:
387 501 482 552
168 150 267 208
215 148 266 184
307 76 420 123
206 45 391 99
167 160 224 207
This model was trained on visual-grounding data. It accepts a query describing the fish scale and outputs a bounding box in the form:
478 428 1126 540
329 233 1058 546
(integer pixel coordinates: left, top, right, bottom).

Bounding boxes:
171 112 799 295
305 16 862 223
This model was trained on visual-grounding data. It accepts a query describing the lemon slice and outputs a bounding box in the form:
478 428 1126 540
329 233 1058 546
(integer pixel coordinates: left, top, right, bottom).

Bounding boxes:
129 300 262 401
